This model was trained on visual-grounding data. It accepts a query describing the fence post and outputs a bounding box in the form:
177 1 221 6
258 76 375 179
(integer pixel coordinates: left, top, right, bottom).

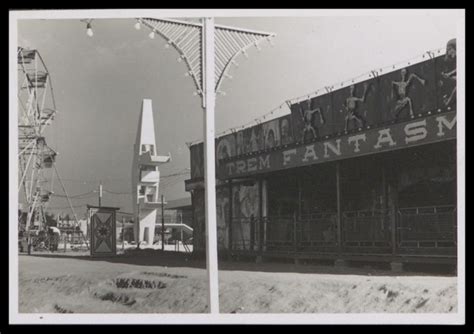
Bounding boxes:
293 212 297 253
392 210 398 256
228 180 233 252
258 178 262 252
336 162 343 255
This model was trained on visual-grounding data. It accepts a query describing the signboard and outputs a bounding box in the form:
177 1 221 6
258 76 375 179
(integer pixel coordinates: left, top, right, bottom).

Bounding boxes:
379 60 436 123
216 133 236 163
191 189 205 252
218 111 456 179
279 115 294 146
188 49 457 182
190 143 204 179
262 119 281 149
332 78 378 133
435 42 457 110
216 186 230 249
89 205 119 257
291 94 333 142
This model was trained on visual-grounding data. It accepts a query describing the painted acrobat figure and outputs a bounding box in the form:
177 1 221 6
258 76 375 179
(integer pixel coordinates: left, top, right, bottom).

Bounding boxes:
300 99 325 141
392 68 426 119
341 83 369 132
441 38 456 107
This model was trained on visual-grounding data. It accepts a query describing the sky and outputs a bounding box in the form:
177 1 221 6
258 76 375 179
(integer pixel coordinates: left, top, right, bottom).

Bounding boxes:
15 10 461 216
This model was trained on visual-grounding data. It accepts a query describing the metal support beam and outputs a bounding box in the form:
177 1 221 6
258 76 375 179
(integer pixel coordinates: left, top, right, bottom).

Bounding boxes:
202 17 219 314
138 15 275 314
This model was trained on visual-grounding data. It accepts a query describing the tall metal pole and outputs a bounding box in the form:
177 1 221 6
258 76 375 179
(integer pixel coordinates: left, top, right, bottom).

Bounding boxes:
161 194 165 251
122 216 125 252
98 181 102 207
203 17 219 314
136 203 140 250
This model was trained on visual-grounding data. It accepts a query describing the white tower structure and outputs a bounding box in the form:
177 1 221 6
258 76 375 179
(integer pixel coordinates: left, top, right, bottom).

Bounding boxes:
132 99 171 245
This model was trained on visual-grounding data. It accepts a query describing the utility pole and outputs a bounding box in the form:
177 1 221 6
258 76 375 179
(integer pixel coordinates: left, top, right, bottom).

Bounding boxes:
122 216 125 252
98 181 102 207
161 194 165 251
136 203 140 250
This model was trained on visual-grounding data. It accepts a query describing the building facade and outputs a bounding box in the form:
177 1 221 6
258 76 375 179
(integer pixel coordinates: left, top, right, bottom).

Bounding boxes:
185 40 458 266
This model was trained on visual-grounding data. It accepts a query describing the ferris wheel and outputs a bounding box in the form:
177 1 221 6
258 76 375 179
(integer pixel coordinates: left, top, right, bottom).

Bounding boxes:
17 47 58 233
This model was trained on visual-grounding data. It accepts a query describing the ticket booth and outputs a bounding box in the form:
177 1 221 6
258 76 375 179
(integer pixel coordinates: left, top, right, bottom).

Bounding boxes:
88 205 120 257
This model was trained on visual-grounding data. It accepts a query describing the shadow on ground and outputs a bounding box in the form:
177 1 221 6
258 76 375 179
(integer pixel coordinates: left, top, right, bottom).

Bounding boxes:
22 250 456 277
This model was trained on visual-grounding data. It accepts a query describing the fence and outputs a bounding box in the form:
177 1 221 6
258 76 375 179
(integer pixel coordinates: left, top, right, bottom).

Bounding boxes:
397 205 457 250
230 205 456 257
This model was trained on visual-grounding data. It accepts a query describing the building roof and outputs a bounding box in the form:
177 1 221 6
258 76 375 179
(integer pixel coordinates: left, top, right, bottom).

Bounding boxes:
165 197 192 210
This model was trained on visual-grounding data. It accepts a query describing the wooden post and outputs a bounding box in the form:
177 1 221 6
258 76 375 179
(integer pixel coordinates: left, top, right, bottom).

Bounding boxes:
388 162 398 256
122 216 125 252
297 173 302 249
293 212 297 253
336 162 342 255
136 203 140 250
258 178 263 253
228 180 233 252
297 173 302 219
161 194 165 251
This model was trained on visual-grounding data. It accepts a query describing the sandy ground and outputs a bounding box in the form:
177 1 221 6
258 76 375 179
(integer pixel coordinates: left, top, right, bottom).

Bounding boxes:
18 252 457 314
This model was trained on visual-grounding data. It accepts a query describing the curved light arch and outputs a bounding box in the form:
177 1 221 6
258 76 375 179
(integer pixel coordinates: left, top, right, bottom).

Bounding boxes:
139 17 276 95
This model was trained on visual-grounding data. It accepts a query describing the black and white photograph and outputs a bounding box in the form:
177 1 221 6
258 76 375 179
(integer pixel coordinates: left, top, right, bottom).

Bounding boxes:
9 9 465 325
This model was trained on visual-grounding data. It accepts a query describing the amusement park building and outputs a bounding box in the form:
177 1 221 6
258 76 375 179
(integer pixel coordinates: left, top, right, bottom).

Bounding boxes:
185 40 458 268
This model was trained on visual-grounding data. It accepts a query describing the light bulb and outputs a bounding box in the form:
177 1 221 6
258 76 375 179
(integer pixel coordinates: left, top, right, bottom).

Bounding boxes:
177 57 182 63
86 23 93 37
134 21 141 30
165 43 170 49
149 31 155 39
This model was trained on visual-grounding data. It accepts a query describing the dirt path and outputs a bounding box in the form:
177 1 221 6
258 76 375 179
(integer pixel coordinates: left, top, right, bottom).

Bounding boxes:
18 254 457 313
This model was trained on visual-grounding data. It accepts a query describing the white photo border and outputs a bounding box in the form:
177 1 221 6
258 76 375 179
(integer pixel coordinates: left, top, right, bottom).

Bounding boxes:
9 8 466 325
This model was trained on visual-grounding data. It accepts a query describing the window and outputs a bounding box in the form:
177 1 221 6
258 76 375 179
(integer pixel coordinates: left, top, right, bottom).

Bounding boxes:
140 165 157 172
141 144 155 155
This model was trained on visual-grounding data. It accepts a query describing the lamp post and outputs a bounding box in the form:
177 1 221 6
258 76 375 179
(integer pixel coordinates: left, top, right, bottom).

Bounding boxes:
85 16 275 314
140 16 275 314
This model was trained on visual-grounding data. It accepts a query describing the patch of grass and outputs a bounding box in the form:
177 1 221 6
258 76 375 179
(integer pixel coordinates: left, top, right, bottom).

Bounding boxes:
140 271 187 279
53 304 73 313
93 291 136 306
115 277 167 289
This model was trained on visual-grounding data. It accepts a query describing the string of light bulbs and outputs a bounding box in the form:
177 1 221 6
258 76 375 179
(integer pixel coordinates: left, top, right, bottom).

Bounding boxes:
287 46 446 105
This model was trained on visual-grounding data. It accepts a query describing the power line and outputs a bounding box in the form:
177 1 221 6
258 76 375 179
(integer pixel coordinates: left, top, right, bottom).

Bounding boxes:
51 190 96 198
47 169 190 184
